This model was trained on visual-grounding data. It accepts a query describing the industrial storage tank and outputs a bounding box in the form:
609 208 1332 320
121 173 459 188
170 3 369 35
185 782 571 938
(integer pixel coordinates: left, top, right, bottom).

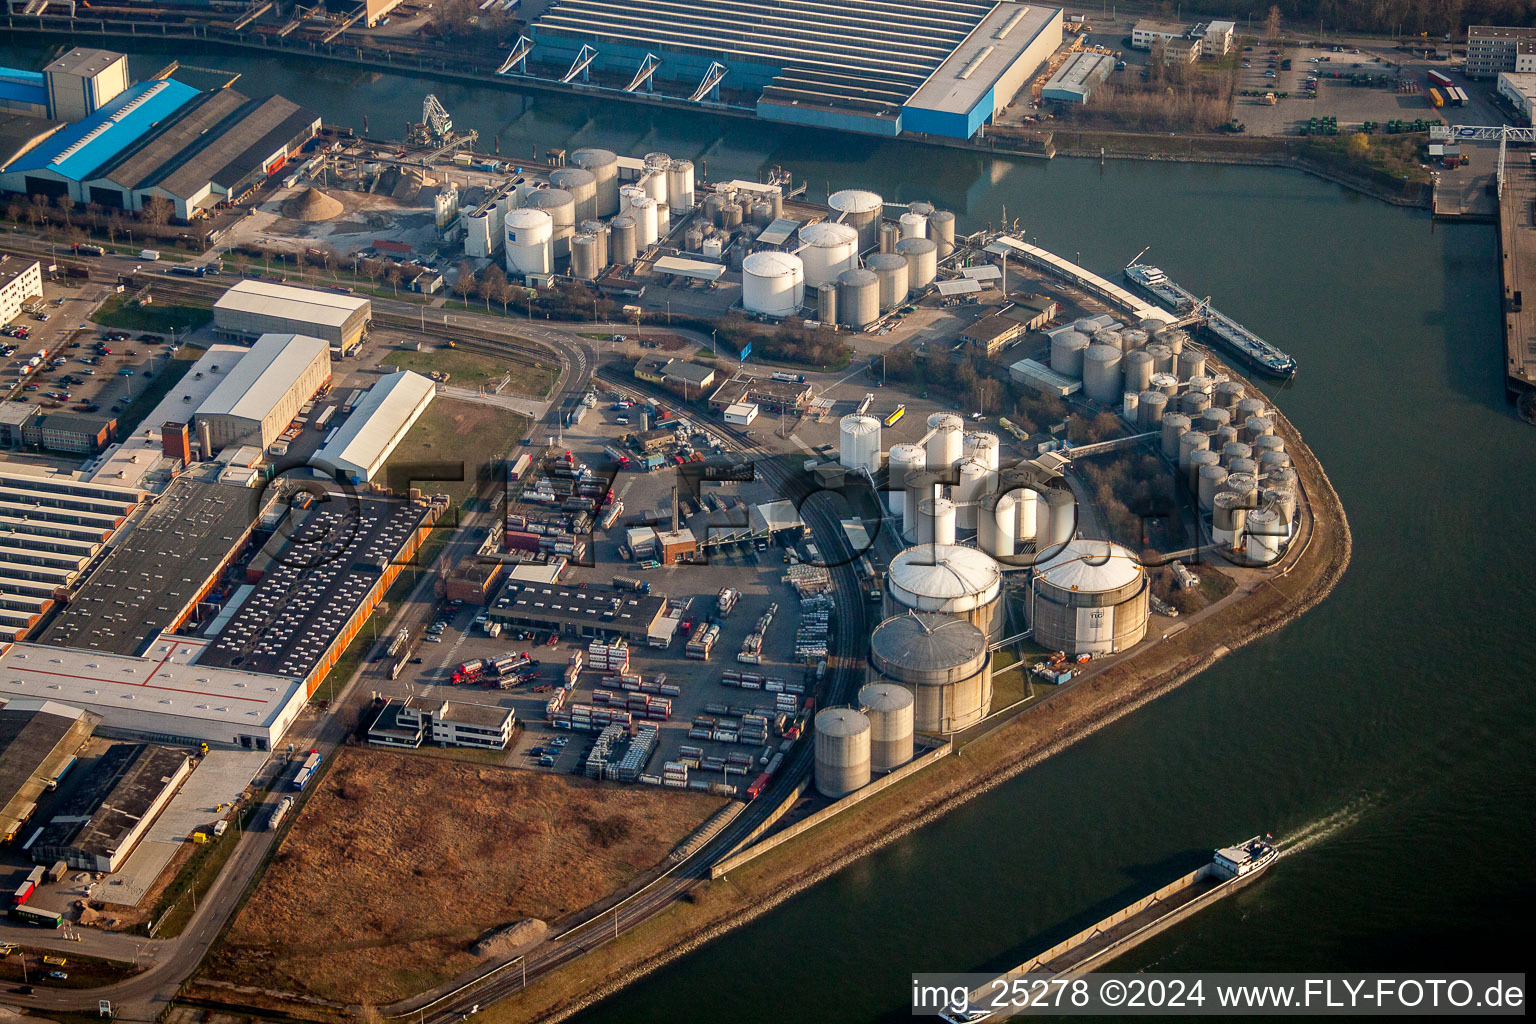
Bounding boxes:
925 412 964 469
1212 491 1248 551
828 188 884 250
1259 449 1292 474
570 148 620 217
901 469 938 544
1188 448 1221 492
1014 485 1039 545
1030 539 1149 656
1122 391 1139 422
1186 374 1214 396
1036 487 1076 552
838 413 882 476
1050 331 1090 378
878 221 900 254
609 216 638 264
836 268 879 329
977 490 1019 558
569 233 600 281
1234 397 1268 427
1145 343 1174 374
525 188 575 258
916 496 957 546
868 612 992 734
742 251 805 317
1161 412 1192 458
1121 328 1149 351
814 707 871 798
1123 350 1155 393
1180 391 1212 416
1178 430 1211 470
1176 349 1206 380
657 201 671 236
1082 345 1123 403
1166 329 1189 355
1264 482 1298 524
1223 472 1260 507
666 159 696 210
1093 328 1123 352
630 196 659 246
858 683 915 771
817 282 837 324
962 431 1000 475
1197 407 1232 435
1242 414 1276 443
1220 441 1253 468
952 458 988 530
1244 506 1288 562
866 252 909 310
1212 425 1240 451
1252 433 1286 458
1138 390 1168 428
929 209 956 258
549 167 597 224
1213 381 1245 409
886 544 1004 640
895 237 938 291
579 220 609 266
899 210 927 239
1228 456 1260 480
1197 461 1229 511
1150 372 1180 397
504 208 553 276
799 221 860 287
886 443 926 516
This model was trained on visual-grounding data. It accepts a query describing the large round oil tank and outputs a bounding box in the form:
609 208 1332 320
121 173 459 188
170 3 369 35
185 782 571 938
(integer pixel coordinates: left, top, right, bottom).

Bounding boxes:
503 207 553 276
742 251 805 317
1037 487 1076 552
1186 374 1214 396
1264 484 1298 525
1212 490 1248 550
751 200 775 226
1228 457 1260 480
548 167 597 223
886 544 1003 640
817 282 837 324
814 707 871 798
1166 329 1190 355
1197 461 1229 511
800 221 860 287
640 169 668 206
1188 448 1221 492
952 458 988 531
828 188 884 250
1259 449 1292 474
1176 349 1206 380
1093 328 1124 352
925 412 964 468
1121 328 1149 351
1242 414 1276 443
1138 390 1168 429
1180 391 1211 416
1178 429 1211 470
1234 397 1268 426
1014 485 1040 544
1161 412 1192 458
1213 380 1245 409
1244 506 1288 563
1197 407 1231 435
878 221 901 254
899 210 927 239
1220 441 1253 468
1123 349 1155 393
836 268 879 329
1082 345 1123 403
886 442 926 516
609 216 638 264
1050 331 1090 378
1252 433 1286 458
703 193 727 227
1223 471 1260 507
895 237 938 290
838 413 882 476
929 210 956 258
1150 372 1180 397
525 188 575 257
978 490 1019 558
570 148 619 216
629 196 659 246
666 159 695 211
916 495 957 546
1030 539 1149 655
868 612 992 733
866 252 909 310
569 232 600 281
1145 343 1174 374
858 683 915 771
1212 425 1240 451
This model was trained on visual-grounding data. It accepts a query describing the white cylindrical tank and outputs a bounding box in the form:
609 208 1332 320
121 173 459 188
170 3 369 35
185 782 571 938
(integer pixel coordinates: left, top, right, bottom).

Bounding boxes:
866 252 908 311
1037 488 1076 551
929 209 956 258
548 167 597 224
630 196 659 246
899 210 927 239
917 495 957 546
1031 540 1149 655
1082 344 1123 403
1050 331 1090 378
902 470 937 544
742 251 805 317
666 159 695 210
925 412 963 469
886 442 926 517
858 682 915 771
1244 506 1288 562
799 221 860 287
1015 485 1039 545
525 188 575 258
609 216 638 264
570 147 619 216
814 707 871 798
885 544 1004 640
962 431 1000 474
836 268 879 329
838 414 882 476
894 237 938 291
504 207 553 276
640 169 667 204
828 188 883 250
657 201 671 237
952 458 988 531
619 184 645 215
978 490 1019 558
580 219 609 266
868 611 993 734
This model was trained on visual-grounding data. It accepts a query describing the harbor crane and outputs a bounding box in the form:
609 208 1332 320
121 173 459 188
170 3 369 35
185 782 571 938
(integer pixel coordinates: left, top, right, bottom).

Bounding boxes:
422 94 453 140
690 61 728 103
497 35 533 76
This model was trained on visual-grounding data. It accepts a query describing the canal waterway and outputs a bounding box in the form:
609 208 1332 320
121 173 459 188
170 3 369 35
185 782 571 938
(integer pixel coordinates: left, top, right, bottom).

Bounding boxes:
7 42 1533 1022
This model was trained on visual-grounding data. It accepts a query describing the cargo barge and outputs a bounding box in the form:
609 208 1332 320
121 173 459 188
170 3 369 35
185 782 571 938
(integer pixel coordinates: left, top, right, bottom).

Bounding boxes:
1125 264 1299 378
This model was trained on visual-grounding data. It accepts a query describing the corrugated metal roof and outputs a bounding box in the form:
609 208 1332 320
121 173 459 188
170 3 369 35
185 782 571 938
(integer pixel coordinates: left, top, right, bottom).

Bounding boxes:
0 69 46 108
314 371 435 479
2 79 199 179
196 332 329 423
214 280 370 328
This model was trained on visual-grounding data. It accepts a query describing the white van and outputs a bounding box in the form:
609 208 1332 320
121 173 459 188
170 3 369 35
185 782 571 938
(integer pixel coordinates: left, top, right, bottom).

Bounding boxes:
138 249 161 261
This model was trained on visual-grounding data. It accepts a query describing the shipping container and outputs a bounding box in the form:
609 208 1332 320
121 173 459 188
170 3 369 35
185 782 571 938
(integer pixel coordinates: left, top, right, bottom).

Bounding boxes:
291 751 322 791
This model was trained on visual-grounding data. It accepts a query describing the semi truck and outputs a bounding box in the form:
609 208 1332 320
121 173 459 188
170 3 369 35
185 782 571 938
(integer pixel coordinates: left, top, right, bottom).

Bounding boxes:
612 575 652 594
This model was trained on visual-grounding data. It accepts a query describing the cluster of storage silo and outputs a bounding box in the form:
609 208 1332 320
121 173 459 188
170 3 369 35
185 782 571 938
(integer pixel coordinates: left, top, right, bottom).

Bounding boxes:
867 611 993 735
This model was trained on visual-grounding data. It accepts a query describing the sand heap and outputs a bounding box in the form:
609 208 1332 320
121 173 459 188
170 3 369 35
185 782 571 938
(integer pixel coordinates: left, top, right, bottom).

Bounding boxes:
284 187 344 222
470 918 547 958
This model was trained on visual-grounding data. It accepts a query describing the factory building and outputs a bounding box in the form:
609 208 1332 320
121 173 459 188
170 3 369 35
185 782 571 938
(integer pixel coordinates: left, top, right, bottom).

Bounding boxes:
530 0 1062 139
634 357 717 399
0 699 96 844
212 281 371 357
29 742 192 872
707 372 812 414
194 332 332 452
312 370 435 485
1029 539 1149 655
1467 25 1536 79
487 580 667 640
0 256 42 325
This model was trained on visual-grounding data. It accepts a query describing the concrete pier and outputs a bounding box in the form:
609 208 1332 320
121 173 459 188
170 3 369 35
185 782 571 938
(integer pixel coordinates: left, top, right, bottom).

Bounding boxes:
1497 153 1536 407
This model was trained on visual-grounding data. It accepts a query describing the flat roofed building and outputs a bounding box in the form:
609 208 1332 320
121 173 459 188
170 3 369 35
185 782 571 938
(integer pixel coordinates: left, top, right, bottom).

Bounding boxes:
20 412 117 455
1499 72 1536 124
1131 19 1186 49
961 312 1029 353
1468 25 1536 78
30 742 192 872
213 280 371 357
0 68 49 119
312 370 435 484
707 372 812 413
0 255 42 325
1042 51 1116 103
370 697 514 750
0 698 95 843
194 332 331 452
488 580 666 639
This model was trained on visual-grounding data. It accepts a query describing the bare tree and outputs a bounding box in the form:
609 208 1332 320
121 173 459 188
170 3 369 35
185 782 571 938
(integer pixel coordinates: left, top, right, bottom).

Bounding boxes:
57 194 74 228
384 264 404 296
480 264 507 312
141 196 172 227
27 195 48 229
1265 5 1282 44
452 259 477 304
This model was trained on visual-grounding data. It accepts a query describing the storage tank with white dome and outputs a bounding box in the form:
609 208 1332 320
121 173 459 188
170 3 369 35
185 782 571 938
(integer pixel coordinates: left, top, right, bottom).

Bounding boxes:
799 221 860 287
886 442 926 516
952 458 989 531
630 196 659 246
666 159 695 210
857 682 915 771
814 707 871 798
929 209 956 258
886 544 1004 640
899 210 927 239
1244 506 1289 562
1029 539 1149 655
548 167 597 223
838 414 882 477
504 207 553 276
895 237 938 292
924 412 964 470
868 611 993 734
916 496 957 546
742 251 805 317
570 148 619 216
828 188 884 250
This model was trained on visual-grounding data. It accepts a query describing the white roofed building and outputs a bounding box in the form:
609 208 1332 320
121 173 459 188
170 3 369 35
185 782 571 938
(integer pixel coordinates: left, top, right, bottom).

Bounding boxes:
212 280 371 356
194 333 331 452
313 370 435 484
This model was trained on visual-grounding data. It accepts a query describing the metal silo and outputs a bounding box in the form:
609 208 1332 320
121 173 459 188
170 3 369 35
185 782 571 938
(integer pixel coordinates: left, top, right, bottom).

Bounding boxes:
1265 466 1299 494
569 233 600 281
1123 349 1155 393
570 147 620 216
1197 461 1229 511
828 188 884 250
1138 390 1168 428
1050 331 1090 378
1212 425 1240 450
579 220 609 266
1188 448 1221 492
1244 506 1288 562
610 216 638 264
1178 429 1211 470
630 196 659 246
899 210 927 239
1145 343 1174 374
1259 449 1292 474
866 251 909 310
1197 407 1231 434
1015 485 1039 545
1166 329 1190 355
1161 413 1192 458
858 683 915 771
703 193 727 227
1030 539 1149 655
1176 349 1206 380
886 544 1004 640
925 413 964 469
978 490 1019 558
895 237 938 291
953 458 988 530
751 200 775 226
817 282 837 324
929 209 956 258
503 207 553 276
1038 487 1076 552
838 413 882 476
1186 374 1214 396
525 188 575 258
814 707 871 798
1082 345 1123 403
684 227 704 252
869 612 992 734
1223 472 1260 507
742 251 806 317
836 268 879 329
799 221 860 287
1227 457 1259 481
666 159 695 211
902 469 938 543
878 221 901 254
1263 484 1298 525
1220 441 1253 467
1242 414 1276 443
1212 491 1248 551
1252 434 1286 458
962 431 1000 475
1180 391 1211 416
1093 328 1124 352
917 495 957 546
1150 371 1180 397
549 167 597 223
1213 380 1246 409
886 442 926 517
1234 397 1268 427
1121 328 1149 351
1122 391 1140 422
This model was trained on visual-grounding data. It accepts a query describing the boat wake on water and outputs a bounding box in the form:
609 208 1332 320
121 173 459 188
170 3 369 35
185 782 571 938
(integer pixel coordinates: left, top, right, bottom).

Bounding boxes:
1279 795 1376 856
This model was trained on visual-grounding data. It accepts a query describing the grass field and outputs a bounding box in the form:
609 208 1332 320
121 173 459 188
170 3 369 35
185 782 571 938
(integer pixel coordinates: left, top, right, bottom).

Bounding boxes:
380 398 530 506
94 295 211 334
201 747 724 1004
383 347 556 399
112 343 206 437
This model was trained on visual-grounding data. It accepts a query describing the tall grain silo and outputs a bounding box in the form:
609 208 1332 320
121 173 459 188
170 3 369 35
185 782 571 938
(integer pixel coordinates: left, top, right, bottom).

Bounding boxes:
1123 349 1155 393
886 442 926 517
828 188 884 250
868 611 993 734
817 282 837 324
569 233 600 281
858 682 915 771
838 413 882 476
549 167 597 223
609 216 638 264
799 221 860 287
929 209 956 258
866 252 908 310
570 147 619 216
886 543 1003 640
1161 413 1192 459
504 207 553 276
916 496 957 546
814 707 871 797
1082 344 1123 403
1050 331 1090 378
895 237 938 291
666 159 695 210
924 412 964 469
742 251 805 318
836 268 879 329
1030 539 1149 655
525 188 575 258
1138 390 1168 428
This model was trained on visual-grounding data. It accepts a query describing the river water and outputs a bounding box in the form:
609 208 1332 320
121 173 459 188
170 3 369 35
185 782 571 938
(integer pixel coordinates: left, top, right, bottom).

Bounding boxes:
10 42 1534 1021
